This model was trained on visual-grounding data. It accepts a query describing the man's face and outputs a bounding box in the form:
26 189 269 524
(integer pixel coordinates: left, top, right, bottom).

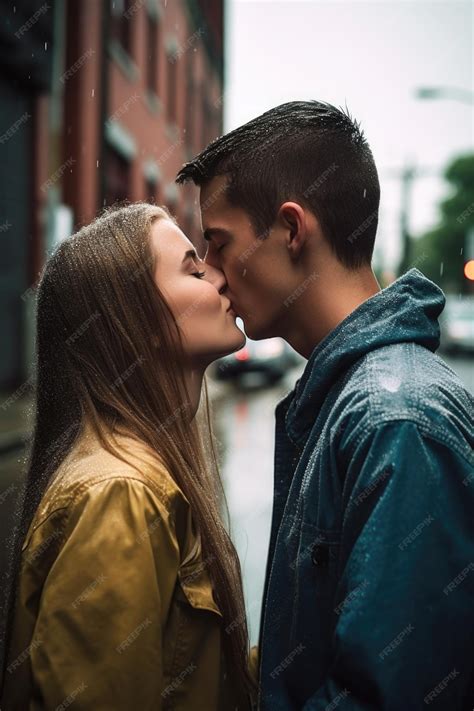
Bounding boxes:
200 176 291 340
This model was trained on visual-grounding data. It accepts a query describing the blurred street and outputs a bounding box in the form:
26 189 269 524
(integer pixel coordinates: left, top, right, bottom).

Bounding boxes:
212 351 473 645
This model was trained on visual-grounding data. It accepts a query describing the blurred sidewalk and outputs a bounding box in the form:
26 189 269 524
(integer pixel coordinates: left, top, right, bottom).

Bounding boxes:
0 393 32 454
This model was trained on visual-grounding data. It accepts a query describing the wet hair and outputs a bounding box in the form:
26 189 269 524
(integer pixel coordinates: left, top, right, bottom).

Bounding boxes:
0 203 254 703
176 99 380 269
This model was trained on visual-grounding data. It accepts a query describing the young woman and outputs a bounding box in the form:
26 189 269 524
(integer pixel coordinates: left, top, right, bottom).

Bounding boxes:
0 203 257 709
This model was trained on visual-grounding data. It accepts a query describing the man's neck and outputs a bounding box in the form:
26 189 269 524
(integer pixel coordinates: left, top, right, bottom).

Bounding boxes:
282 266 381 359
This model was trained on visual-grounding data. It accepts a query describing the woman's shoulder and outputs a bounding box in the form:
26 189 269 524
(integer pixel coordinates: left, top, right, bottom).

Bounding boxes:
25 423 192 555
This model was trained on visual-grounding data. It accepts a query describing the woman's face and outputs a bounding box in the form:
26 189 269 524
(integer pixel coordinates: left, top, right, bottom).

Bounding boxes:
151 218 245 365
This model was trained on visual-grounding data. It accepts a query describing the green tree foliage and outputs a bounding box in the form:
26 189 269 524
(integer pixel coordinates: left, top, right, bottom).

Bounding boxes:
413 153 474 292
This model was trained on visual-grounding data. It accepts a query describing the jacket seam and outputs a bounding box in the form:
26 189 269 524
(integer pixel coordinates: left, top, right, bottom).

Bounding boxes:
31 474 178 552
346 413 473 467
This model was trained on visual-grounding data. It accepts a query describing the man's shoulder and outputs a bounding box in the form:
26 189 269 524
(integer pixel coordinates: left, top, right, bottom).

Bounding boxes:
332 342 473 454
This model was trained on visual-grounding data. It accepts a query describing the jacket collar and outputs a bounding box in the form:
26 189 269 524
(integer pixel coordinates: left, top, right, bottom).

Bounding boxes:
284 268 445 446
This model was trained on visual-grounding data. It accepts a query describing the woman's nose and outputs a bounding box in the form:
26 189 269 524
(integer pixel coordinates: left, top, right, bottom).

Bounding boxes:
204 262 227 295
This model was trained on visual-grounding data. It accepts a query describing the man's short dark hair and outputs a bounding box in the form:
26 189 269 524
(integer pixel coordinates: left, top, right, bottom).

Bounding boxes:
176 100 380 269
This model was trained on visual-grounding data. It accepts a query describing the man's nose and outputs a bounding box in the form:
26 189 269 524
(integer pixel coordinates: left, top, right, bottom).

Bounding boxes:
204 262 227 294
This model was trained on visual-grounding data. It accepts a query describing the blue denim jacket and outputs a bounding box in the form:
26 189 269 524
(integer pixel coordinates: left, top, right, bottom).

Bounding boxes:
258 269 474 710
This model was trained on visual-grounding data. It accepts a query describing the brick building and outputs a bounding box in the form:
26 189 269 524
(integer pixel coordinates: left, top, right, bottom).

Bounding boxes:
0 0 224 390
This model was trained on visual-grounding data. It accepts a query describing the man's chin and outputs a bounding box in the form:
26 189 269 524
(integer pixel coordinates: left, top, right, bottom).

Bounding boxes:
239 317 266 342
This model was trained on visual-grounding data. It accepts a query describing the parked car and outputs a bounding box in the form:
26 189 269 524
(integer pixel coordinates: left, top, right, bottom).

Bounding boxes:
215 335 302 385
439 297 474 355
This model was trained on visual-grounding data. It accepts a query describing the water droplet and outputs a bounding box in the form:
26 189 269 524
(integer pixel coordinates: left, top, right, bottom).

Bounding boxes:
44 42 48 51
91 89 95 97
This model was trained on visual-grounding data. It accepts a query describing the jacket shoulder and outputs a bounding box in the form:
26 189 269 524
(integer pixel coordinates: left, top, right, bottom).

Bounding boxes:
334 342 473 458
25 433 190 552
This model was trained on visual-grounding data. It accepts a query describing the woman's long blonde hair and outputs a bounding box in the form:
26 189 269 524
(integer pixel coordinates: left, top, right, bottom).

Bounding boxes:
1 203 254 702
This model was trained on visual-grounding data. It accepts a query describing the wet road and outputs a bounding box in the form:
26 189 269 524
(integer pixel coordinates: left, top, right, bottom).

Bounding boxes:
213 353 473 645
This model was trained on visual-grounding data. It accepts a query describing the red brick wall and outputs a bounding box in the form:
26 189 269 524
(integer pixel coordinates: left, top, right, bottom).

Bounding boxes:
61 0 224 254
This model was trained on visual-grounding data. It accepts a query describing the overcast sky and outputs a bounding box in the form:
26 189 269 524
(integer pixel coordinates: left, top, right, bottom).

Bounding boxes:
224 0 473 273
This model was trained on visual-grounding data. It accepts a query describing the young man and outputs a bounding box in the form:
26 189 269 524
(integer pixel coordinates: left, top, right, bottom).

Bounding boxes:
176 101 474 710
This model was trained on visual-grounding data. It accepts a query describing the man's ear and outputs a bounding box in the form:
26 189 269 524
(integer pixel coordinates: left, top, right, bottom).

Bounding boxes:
277 202 308 259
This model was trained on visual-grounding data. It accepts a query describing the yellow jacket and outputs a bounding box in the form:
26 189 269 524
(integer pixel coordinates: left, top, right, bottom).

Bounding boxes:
2 422 255 710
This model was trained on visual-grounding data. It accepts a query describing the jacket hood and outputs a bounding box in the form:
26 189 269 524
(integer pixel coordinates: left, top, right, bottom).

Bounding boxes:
285 268 446 442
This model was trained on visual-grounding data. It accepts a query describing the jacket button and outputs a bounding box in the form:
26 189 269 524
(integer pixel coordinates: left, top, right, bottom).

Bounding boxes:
311 544 329 567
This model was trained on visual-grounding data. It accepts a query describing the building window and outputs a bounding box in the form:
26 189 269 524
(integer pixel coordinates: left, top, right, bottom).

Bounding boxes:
146 16 159 96
104 145 131 206
167 54 177 125
110 0 134 57
185 46 194 150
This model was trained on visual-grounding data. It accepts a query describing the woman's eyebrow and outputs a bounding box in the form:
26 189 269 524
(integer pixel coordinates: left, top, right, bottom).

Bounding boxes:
182 249 198 264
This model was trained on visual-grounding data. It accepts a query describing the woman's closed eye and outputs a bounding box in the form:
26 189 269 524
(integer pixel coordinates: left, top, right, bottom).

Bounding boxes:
193 270 206 279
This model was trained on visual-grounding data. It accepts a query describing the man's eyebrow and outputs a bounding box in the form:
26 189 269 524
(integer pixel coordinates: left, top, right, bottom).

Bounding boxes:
182 249 198 264
203 227 233 242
